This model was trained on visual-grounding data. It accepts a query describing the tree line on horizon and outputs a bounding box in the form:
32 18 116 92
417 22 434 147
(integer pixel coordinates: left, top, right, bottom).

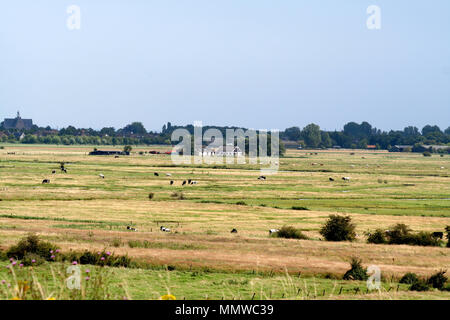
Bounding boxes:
0 120 449 152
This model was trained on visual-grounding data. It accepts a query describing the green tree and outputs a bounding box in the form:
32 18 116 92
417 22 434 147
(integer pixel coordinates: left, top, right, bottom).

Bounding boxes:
302 124 321 148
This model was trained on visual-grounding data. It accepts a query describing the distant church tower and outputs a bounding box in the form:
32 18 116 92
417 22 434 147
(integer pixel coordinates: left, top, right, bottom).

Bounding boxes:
2 111 33 130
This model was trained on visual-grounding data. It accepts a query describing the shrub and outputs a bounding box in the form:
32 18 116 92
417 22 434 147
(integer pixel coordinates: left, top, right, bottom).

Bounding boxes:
427 270 447 290
63 249 133 268
423 151 431 157
399 272 419 285
411 232 442 247
171 192 185 200
343 257 368 281
383 224 442 247
0 249 8 261
6 234 58 261
291 206 309 211
386 224 412 244
235 201 246 205
367 229 387 244
110 238 123 248
319 215 356 242
275 226 309 240
409 280 430 291
21 253 45 266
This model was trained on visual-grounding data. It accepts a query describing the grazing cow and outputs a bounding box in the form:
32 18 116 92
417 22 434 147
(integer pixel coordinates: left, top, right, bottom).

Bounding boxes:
170 180 174 185
99 174 105 179
62 168 67 173
432 232 444 239
182 180 186 186
329 177 335 181
160 226 171 232
190 181 197 185
269 229 279 235
187 179 192 184
154 172 159 176
231 228 238 233
126 226 137 231
258 176 266 180
342 177 350 181
166 173 172 177
114 155 119 158
42 179 50 184
52 170 56 174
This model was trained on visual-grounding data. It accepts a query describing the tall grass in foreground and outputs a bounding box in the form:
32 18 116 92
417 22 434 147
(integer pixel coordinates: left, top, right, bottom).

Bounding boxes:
0 263 129 300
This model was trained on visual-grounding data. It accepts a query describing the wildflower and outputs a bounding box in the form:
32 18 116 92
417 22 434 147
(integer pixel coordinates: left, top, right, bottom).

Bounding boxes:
12 261 17 266
72 261 78 265
9 258 14 262
97 252 101 255
160 294 176 300
19 264 24 268
106 251 111 256
5 265 9 269
50 255 55 259
50 250 53 254
100 257 105 261
85 276 90 281
1 280 5 284
31 259 36 264
55 249 60 253
85 269 90 273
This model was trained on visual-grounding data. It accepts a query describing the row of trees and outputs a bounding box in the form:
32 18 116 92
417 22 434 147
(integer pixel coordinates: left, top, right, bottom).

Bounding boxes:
1 121 449 151
282 122 450 150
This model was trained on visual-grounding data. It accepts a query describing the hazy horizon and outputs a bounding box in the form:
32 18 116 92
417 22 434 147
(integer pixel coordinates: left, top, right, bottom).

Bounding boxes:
1 1 449 132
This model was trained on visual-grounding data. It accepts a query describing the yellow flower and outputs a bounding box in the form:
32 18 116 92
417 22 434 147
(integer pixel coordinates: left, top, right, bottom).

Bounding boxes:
160 294 176 300
11 297 22 300
46 297 56 300
18 281 30 293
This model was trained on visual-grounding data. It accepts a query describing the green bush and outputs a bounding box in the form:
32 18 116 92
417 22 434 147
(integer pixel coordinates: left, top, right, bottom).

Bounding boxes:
343 257 368 281
21 253 45 266
235 201 247 205
409 281 430 291
6 234 58 261
411 232 442 246
291 206 309 211
427 270 447 290
320 215 356 242
0 249 7 261
399 272 420 285
275 226 309 240
367 229 387 244
383 224 442 247
63 249 133 268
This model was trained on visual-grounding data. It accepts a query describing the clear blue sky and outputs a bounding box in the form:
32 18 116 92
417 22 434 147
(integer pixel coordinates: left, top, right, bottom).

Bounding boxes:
1 0 449 132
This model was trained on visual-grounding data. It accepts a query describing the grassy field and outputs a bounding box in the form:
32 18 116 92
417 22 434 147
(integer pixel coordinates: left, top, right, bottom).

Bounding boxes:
0 144 449 300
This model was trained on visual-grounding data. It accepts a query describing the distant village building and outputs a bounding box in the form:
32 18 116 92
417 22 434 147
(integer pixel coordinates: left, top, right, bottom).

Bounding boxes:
2 112 33 130
199 144 243 157
89 150 130 156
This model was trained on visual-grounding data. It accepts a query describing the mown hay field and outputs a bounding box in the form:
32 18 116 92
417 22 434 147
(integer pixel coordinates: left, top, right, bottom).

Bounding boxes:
0 144 449 299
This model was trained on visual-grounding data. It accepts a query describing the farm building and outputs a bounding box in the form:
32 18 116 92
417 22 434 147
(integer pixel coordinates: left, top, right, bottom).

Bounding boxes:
199 144 243 157
89 150 130 156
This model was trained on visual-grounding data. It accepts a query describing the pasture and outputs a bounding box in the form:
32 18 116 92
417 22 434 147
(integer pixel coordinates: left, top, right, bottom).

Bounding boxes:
0 144 449 300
